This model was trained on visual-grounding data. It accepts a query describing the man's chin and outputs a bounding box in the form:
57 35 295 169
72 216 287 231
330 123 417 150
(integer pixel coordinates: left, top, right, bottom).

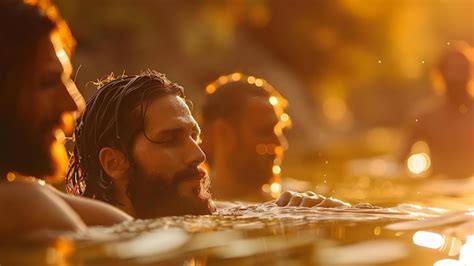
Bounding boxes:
178 195 214 216
135 195 213 219
11 149 55 181
177 180 213 216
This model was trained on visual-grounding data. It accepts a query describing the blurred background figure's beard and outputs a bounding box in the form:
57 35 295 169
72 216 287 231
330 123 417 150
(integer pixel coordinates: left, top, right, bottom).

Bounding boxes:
127 164 214 219
0 119 59 180
231 149 274 190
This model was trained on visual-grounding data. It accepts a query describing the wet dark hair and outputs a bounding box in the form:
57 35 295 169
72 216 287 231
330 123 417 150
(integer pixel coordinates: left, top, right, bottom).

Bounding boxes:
66 71 185 204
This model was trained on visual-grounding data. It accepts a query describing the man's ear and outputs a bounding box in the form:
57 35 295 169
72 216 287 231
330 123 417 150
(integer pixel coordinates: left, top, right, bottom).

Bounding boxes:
98 147 130 180
213 119 237 152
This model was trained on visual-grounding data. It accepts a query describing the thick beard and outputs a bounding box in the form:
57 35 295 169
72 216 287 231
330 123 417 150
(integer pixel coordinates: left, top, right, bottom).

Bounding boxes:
127 164 214 219
0 119 56 178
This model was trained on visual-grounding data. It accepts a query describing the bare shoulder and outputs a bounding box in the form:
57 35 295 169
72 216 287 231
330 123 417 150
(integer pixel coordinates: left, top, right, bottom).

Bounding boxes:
0 181 86 238
47 186 133 225
0 181 48 204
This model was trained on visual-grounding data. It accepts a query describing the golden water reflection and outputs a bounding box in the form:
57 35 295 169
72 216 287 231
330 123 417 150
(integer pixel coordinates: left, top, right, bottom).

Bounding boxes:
2 203 466 265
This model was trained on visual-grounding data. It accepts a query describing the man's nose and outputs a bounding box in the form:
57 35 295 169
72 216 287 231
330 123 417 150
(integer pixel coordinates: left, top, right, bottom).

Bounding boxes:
185 138 207 165
55 79 85 135
58 78 85 114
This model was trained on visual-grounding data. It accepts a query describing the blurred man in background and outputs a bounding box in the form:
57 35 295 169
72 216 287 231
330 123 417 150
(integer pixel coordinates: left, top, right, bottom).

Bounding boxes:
0 0 131 240
200 73 290 201
200 73 349 206
399 42 473 179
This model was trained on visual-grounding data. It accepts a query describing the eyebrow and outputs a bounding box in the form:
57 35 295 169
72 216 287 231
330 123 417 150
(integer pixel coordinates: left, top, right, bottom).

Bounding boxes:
154 121 201 138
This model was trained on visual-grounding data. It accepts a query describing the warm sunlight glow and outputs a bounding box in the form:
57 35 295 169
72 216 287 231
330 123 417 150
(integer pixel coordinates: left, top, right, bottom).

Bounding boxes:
231 73 241 81
247 76 256 84
272 165 282 175
459 235 474 265
280 113 290 122
412 231 444 249
261 183 270 193
433 259 463 266
407 153 431 174
206 84 216 94
54 238 75 258
270 182 282 194
51 32 85 114
254 78 264 87
274 146 284 157
46 140 69 184
6 172 16 182
54 129 66 143
61 112 75 136
269 96 279 106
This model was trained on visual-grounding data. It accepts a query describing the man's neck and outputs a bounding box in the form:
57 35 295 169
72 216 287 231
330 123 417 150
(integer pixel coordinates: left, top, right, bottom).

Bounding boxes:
112 181 136 217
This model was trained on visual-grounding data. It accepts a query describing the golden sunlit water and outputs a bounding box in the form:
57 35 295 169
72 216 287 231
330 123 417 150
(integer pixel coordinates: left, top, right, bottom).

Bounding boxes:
4 203 471 265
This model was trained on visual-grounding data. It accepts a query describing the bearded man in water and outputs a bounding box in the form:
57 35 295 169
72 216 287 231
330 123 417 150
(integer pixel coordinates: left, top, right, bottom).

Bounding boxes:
0 0 132 240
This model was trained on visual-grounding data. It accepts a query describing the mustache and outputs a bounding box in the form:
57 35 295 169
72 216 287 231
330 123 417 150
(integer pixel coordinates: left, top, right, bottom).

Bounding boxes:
172 166 206 186
127 164 213 218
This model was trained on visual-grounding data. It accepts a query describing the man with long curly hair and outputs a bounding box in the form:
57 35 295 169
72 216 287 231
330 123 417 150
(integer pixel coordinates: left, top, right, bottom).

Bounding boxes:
0 0 131 240
67 72 216 218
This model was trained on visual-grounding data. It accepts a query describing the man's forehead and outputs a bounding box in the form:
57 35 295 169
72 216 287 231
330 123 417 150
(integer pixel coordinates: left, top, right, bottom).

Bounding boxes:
51 32 73 76
34 37 61 75
34 33 69 74
145 94 199 131
242 97 278 122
